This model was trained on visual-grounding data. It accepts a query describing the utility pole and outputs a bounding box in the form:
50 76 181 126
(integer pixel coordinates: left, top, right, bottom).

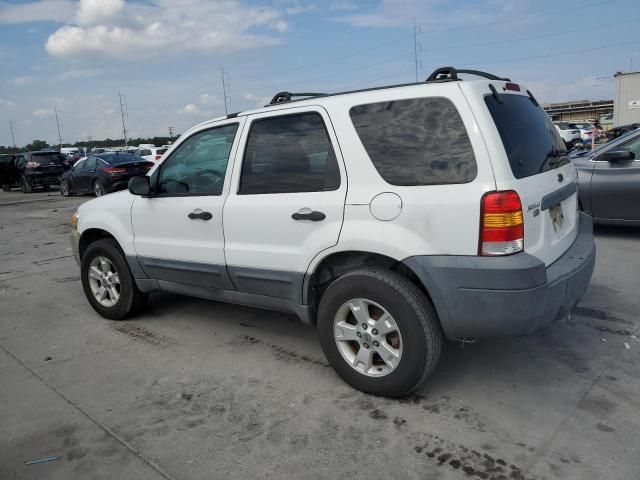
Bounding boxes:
119 91 128 147
413 17 422 83
8 119 16 149
168 126 174 140
54 106 63 150
221 67 231 115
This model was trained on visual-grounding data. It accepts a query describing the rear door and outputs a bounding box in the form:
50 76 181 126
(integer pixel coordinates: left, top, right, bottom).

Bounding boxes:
76 156 97 192
591 135 640 221
223 107 347 302
464 82 579 266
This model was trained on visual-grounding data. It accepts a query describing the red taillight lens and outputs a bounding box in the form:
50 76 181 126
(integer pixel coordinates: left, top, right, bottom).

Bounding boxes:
504 82 521 91
480 190 524 256
144 162 154 170
103 167 127 174
155 155 161 160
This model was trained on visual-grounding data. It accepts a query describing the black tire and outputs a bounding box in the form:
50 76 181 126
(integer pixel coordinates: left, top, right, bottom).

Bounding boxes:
60 180 71 197
21 176 32 194
81 238 147 320
93 180 105 197
2 184 10 192
317 266 442 397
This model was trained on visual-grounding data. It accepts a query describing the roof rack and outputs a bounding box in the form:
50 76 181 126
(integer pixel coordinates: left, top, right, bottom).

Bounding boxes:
426 66 510 82
268 91 327 105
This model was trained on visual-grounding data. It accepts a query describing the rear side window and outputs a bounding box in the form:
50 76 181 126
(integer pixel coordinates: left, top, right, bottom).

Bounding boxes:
349 97 477 186
239 113 340 195
485 94 566 179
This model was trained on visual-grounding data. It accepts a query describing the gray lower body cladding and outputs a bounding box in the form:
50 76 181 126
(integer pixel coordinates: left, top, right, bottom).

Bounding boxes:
403 212 596 338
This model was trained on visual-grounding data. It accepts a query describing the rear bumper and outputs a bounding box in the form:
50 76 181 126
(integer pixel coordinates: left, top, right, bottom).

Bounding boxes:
27 174 62 186
403 212 596 338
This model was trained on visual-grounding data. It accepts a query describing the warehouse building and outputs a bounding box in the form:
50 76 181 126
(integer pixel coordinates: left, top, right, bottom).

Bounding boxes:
543 99 613 123
613 71 640 127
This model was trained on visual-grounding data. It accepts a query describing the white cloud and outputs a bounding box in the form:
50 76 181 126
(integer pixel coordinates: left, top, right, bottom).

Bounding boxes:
180 104 201 114
11 76 35 86
0 0 75 24
0 98 17 106
33 108 54 117
76 0 124 26
243 92 271 107
199 94 221 105
59 68 101 80
46 0 291 60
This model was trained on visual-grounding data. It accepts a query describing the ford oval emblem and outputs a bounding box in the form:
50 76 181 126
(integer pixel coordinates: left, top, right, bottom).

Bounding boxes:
557 173 564 183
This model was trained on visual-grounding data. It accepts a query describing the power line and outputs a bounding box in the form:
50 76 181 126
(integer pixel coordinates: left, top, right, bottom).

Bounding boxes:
54 106 63 149
119 91 129 147
8 119 16 148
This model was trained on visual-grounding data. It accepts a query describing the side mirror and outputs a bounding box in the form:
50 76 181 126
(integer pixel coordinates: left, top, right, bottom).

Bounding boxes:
601 148 634 162
128 176 150 196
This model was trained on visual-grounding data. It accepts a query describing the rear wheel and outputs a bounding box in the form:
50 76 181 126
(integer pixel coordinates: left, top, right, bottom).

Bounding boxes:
317 266 442 397
93 180 105 197
2 184 10 192
81 238 147 320
21 176 32 194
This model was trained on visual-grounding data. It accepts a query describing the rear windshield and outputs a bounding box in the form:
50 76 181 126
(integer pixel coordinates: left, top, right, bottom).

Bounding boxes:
31 152 65 164
100 153 144 164
485 94 566 179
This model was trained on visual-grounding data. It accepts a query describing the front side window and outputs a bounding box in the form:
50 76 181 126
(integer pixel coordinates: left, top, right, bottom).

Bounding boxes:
157 123 238 195
239 113 340 195
350 97 477 186
83 157 97 170
73 159 86 171
621 137 640 159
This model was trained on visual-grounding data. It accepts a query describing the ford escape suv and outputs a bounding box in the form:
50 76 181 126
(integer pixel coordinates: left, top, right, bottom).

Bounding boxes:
71 67 596 397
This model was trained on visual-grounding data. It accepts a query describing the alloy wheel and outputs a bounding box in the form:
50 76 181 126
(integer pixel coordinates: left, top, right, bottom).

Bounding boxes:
333 298 403 377
87 256 121 307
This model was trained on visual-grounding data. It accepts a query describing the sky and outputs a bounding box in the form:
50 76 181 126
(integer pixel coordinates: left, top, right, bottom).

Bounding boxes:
0 0 638 147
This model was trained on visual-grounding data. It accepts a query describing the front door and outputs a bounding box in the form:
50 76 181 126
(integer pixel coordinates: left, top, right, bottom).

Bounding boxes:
591 135 640 221
76 156 97 193
223 107 347 302
131 120 244 289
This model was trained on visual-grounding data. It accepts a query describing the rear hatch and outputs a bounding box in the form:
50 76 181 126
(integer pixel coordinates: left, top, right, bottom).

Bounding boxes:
28 152 66 175
466 82 579 266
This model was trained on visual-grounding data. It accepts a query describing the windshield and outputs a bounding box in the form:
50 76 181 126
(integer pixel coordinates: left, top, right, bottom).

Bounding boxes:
485 93 567 179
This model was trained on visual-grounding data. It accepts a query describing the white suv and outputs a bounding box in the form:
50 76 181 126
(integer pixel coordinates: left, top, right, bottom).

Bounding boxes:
71 67 595 397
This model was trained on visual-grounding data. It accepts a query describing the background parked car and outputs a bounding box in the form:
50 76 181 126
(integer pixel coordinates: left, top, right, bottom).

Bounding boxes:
606 123 640 140
568 121 597 141
61 152 153 197
571 127 640 224
12 151 66 193
0 154 18 191
554 122 582 148
134 147 167 162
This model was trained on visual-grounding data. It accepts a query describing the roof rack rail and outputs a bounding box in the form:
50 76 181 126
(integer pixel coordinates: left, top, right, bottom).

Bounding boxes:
426 67 510 82
268 91 327 105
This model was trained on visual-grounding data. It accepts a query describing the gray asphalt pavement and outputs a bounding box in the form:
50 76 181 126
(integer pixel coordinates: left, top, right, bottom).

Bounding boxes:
1 189 639 480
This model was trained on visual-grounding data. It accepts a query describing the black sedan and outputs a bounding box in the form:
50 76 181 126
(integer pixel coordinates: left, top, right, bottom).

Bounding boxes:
61 153 153 197
571 128 640 225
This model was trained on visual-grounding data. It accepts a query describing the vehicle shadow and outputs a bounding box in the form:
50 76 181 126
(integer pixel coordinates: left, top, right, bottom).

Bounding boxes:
594 223 640 239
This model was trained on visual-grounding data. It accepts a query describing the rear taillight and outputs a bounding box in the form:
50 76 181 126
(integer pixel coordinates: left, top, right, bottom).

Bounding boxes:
103 167 127 174
155 155 161 160
26 161 39 168
144 162 154 170
479 190 524 256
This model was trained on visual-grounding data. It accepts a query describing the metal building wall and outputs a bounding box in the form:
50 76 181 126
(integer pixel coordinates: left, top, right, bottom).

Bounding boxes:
614 72 640 127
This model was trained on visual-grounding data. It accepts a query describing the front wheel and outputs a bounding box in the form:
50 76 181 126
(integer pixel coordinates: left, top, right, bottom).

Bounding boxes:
60 180 71 197
93 180 105 197
317 267 442 397
21 176 32 194
81 239 147 320
2 184 10 192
